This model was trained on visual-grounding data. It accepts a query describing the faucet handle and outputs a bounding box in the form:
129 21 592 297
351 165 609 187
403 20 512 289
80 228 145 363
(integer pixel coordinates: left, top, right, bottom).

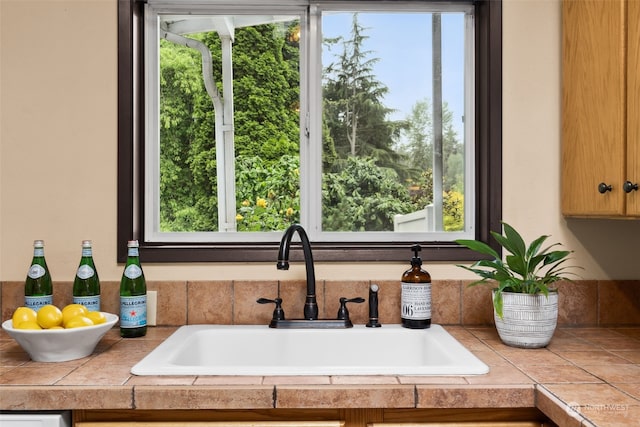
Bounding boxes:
336 297 365 321
257 297 286 321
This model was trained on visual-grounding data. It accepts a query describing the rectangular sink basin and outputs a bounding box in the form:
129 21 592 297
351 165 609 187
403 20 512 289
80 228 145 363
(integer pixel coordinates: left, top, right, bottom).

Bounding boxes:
131 324 489 376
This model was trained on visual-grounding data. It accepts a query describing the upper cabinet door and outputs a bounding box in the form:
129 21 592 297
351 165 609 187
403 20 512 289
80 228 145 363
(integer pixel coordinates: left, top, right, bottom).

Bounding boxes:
627 0 640 216
562 0 626 216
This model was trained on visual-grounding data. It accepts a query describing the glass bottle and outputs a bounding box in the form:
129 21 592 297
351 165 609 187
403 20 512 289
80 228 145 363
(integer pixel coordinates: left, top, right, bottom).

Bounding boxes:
119 240 147 337
24 240 53 312
72 240 101 312
401 244 432 329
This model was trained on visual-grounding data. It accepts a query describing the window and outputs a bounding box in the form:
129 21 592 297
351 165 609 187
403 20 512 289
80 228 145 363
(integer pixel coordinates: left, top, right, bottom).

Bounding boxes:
118 0 502 263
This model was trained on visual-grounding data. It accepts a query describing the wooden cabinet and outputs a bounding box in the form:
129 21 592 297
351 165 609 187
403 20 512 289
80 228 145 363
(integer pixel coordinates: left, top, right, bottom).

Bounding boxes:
561 0 640 217
72 409 556 427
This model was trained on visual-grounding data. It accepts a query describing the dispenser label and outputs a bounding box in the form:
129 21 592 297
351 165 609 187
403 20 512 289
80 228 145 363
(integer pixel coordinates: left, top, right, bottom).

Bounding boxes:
401 281 432 320
120 295 147 328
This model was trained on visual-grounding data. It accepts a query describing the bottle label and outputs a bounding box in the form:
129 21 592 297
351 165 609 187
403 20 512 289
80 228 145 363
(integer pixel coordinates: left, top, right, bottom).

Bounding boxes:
127 247 139 257
120 295 147 328
76 264 95 280
73 295 101 312
401 281 432 320
25 295 53 311
27 264 46 279
34 248 44 257
82 248 93 257
124 265 142 279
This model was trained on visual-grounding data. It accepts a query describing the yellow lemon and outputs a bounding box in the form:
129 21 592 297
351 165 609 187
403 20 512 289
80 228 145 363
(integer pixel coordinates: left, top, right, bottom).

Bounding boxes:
62 304 89 327
15 320 42 330
36 304 63 329
64 316 94 329
12 306 37 328
86 311 107 325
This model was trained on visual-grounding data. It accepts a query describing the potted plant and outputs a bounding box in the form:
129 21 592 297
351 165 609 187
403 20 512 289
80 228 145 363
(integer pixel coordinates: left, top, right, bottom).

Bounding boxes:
456 222 577 348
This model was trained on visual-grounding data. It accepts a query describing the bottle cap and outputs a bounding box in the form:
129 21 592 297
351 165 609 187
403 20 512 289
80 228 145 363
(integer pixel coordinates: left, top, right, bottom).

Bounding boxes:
127 240 139 248
411 244 422 266
33 240 44 247
82 240 92 247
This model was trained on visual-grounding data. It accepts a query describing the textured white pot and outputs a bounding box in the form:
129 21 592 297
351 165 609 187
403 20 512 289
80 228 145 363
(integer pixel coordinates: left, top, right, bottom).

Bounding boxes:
493 290 558 349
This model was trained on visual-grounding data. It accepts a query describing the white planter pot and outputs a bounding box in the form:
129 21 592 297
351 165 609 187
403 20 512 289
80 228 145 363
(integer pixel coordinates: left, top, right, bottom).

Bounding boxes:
493 290 558 349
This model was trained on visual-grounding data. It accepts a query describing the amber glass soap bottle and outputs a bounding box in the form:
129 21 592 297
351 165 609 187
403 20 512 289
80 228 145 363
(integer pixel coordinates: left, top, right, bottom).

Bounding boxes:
400 244 431 329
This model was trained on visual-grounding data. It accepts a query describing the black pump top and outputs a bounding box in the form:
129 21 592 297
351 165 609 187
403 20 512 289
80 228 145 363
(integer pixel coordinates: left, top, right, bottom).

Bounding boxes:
411 244 423 266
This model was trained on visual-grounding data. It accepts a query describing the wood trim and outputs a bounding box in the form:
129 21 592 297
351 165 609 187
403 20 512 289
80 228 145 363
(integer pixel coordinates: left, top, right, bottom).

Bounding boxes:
77 423 343 427
74 408 554 427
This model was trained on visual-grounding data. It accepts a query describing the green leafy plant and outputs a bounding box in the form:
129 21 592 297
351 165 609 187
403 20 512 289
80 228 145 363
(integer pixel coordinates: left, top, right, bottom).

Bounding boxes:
456 222 577 318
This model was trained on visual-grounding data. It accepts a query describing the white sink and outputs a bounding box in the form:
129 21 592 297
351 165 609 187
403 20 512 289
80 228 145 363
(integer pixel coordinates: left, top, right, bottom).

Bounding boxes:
131 324 489 376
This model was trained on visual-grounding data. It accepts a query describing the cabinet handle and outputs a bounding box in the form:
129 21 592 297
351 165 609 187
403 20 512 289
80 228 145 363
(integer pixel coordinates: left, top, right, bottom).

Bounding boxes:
598 182 613 193
623 181 639 193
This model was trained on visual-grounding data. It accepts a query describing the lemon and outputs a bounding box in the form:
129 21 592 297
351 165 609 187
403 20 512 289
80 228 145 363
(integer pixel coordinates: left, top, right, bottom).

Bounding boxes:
36 304 63 329
62 304 89 327
86 311 107 325
65 315 94 328
15 320 42 330
12 306 38 328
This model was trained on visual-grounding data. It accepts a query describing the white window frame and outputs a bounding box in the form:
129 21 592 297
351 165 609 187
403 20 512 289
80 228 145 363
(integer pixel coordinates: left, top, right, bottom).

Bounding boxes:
143 0 476 244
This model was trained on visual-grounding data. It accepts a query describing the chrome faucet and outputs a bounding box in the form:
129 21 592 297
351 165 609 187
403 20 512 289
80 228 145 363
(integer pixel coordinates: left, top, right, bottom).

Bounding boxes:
277 224 318 320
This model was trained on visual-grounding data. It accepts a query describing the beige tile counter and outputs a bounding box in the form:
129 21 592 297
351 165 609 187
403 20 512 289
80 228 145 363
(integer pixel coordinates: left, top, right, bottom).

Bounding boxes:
1 326 640 426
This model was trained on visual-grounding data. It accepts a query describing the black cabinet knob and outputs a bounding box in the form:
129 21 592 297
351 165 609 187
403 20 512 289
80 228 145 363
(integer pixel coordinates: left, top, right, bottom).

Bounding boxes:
623 181 639 193
598 182 613 194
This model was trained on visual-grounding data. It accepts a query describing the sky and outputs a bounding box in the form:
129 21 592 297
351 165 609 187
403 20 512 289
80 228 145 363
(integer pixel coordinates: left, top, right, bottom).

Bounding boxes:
321 12 467 142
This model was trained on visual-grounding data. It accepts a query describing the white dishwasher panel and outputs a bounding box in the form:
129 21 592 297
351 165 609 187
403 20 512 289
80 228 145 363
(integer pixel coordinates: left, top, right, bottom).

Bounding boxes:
0 412 71 427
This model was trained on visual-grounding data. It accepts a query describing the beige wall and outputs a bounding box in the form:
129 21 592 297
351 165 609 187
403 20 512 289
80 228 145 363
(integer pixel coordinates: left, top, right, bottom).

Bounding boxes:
1 0 639 282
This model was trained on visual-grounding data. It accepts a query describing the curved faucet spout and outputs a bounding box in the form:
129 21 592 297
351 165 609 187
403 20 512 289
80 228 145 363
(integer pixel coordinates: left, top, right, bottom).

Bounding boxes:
277 224 318 320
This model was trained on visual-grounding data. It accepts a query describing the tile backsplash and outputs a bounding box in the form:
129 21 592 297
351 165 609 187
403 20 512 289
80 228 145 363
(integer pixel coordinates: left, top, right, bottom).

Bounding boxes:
1 279 639 327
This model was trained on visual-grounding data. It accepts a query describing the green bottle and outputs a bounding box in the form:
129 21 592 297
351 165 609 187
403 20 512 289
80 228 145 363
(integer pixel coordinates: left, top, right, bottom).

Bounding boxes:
73 240 101 312
119 240 147 338
24 240 53 312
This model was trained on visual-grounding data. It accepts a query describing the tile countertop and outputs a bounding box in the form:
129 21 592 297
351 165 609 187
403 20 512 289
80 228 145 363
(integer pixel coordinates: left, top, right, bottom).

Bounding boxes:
1 326 640 427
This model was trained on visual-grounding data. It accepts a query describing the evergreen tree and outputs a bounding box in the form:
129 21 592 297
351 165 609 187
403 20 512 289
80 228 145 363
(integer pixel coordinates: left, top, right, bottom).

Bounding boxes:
322 14 407 177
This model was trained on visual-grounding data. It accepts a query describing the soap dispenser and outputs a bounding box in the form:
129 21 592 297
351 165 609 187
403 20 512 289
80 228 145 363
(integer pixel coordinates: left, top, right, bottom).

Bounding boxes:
401 244 431 329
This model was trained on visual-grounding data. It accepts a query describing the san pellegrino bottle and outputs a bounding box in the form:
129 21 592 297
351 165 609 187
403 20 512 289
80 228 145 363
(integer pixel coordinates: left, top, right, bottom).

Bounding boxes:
73 240 101 312
120 240 147 337
25 240 53 312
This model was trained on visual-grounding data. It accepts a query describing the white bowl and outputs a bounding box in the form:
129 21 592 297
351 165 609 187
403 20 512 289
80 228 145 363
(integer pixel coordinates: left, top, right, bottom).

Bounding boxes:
2 312 118 362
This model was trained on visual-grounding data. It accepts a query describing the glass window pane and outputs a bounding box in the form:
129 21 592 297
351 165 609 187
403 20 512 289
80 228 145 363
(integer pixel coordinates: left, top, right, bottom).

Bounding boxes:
321 11 467 233
158 14 301 233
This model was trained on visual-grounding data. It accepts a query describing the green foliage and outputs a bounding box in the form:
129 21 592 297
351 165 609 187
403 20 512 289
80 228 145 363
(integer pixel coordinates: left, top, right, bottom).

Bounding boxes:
322 157 413 231
235 155 300 231
443 190 464 231
399 98 464 192
159 23 301 232
158 14 467 234
455 222 578 318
